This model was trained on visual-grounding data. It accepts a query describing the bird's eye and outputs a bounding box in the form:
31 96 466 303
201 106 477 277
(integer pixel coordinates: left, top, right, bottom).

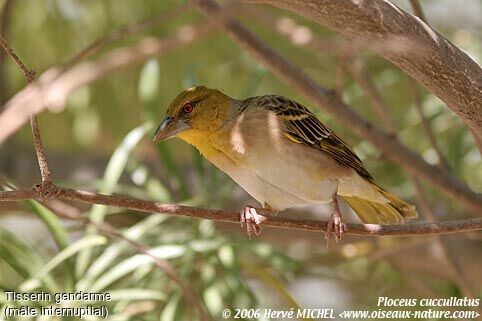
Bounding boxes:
183 103 194 113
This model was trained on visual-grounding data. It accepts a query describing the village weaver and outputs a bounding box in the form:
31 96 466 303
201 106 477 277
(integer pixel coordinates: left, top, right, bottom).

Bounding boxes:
153 85 417 241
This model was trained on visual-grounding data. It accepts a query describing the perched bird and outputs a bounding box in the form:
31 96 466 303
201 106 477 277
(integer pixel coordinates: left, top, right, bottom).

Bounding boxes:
153 85 417 240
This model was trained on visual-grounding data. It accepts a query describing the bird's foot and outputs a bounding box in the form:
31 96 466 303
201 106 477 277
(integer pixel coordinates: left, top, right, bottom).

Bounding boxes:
240 206 267 239
325 212 346 243
325 194 346 246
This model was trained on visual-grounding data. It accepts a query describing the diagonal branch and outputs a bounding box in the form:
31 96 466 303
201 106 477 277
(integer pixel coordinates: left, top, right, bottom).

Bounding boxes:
0 0 14 105
1 187 481 236
0 34 51 186
189 0 482 214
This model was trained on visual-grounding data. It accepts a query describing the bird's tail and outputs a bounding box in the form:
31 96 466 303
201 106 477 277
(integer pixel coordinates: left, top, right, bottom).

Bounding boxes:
342 184 418 224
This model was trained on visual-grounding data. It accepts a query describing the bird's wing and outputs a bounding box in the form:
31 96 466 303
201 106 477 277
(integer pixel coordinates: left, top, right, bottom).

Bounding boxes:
252 95 373 181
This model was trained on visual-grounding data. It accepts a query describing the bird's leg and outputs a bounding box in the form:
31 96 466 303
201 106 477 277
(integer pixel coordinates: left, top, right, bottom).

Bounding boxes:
325 192 346 244
240 203 277 239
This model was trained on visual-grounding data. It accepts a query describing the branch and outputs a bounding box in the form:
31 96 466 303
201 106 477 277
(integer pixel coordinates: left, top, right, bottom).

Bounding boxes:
190 0 482 214
0 34 51 185
1 186 481 236
245 0 482 140
0 0 13 105
0 33 34 80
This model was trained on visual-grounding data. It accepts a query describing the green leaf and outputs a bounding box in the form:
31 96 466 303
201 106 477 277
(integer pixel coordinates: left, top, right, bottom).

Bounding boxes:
27 201 70 251
160 292 183 321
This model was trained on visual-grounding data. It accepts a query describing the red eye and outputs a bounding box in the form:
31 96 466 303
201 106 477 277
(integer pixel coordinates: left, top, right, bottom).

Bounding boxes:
183 103 193 113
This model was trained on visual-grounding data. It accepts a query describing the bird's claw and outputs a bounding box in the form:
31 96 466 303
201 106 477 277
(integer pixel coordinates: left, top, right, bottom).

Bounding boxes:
324 193 346 247
325 211 346 246
240 206 265 239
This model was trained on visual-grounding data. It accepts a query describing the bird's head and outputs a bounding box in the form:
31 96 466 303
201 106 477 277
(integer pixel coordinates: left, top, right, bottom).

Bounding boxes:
153 85 232 143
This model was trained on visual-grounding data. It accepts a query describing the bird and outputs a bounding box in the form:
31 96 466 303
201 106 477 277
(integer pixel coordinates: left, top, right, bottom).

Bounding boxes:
153 85 417 241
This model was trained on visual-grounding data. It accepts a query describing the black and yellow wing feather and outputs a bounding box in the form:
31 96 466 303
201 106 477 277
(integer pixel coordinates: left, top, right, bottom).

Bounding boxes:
249 95 373 181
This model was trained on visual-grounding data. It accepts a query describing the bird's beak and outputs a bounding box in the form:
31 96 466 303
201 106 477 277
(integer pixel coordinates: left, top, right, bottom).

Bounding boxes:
153 116 191 143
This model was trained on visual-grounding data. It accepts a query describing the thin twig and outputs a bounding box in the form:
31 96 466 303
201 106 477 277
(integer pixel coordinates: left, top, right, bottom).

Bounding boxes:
0 34 51 185
0 34 34 80
29 116 52 183
1 187 481 236
0 0 13 105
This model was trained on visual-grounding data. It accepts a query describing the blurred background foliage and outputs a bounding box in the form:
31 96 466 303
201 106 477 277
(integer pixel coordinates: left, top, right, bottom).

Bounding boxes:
0 0 481 320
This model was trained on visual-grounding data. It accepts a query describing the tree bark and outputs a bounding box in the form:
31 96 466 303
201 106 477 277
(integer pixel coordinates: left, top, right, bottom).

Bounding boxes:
246 0 482 139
